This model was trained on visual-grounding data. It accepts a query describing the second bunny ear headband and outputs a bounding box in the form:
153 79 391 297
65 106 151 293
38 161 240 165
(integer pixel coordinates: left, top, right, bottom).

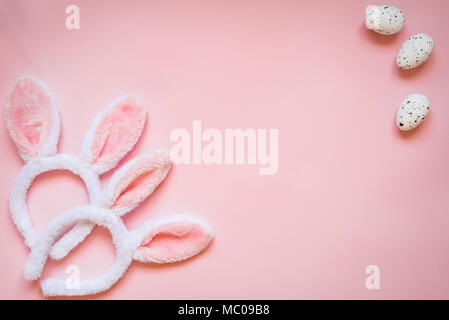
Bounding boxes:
6 76 214 296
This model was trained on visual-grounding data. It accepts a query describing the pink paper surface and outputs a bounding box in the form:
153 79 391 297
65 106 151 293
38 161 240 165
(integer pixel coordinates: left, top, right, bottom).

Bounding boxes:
1 0 449 299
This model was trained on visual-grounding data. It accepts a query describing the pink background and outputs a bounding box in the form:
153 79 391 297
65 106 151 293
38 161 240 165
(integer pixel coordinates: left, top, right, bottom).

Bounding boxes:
1 0 449 299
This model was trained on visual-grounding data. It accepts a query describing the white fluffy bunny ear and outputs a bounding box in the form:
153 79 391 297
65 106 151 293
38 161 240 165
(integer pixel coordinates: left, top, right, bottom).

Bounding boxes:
5 76 60 162
133 216 214 263
102 151 172 213
79 95 146 174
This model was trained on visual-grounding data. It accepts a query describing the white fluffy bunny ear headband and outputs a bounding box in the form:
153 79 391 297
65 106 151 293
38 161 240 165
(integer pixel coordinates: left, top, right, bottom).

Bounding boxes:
6 76 214 296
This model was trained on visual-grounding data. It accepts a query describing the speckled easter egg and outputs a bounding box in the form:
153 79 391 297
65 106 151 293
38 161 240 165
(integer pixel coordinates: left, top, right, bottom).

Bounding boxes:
365 5 404 35
396 93 430 131
396 33 434 69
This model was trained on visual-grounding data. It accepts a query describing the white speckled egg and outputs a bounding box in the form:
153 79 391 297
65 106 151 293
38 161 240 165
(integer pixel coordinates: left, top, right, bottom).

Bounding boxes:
396 93 430 131
396 33 434 69
365 5 404 35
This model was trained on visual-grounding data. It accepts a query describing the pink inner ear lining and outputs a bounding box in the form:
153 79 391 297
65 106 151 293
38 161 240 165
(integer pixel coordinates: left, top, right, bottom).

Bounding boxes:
90 97 145 166
137 222 213 263
6 78 53 157
111 153 171 208
112 168 155 207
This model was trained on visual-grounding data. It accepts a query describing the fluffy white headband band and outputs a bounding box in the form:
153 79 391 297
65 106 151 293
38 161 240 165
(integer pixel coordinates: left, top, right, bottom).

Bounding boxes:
5 76 214 296
25 205 213 296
